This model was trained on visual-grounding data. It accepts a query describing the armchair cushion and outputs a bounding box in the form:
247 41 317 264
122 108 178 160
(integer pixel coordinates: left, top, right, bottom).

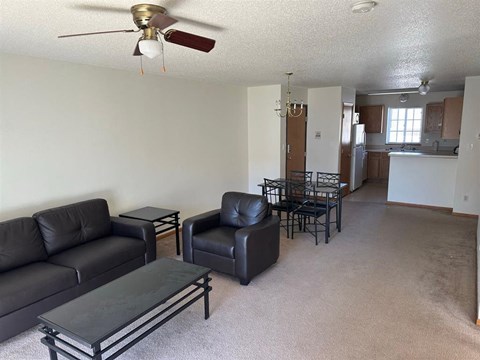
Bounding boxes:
220 192 269 228
193 227 236 259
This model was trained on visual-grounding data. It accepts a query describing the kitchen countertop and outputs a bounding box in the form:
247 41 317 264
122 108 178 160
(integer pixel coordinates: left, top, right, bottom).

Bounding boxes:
388 151 458 159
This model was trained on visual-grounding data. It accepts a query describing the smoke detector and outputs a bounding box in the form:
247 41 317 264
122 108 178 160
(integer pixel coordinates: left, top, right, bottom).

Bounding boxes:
351 1 377 13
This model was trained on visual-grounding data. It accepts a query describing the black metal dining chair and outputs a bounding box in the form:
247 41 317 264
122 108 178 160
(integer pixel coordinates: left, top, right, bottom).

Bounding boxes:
263 178 293 238
316 172 341 237
286 181 328 245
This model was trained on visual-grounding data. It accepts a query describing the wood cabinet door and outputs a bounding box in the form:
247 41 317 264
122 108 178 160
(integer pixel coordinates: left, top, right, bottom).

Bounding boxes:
367 152 381 178
425 103 443 133
359 105 384 133
441 97 463 139
379 152 390 179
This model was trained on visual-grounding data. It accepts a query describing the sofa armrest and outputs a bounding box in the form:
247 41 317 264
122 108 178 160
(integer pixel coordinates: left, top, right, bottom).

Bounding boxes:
234 215 280 283
182 210 221 263
110 217 156 264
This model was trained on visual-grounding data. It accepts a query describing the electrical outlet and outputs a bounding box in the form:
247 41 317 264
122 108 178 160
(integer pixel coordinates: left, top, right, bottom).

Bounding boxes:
315 131 321 139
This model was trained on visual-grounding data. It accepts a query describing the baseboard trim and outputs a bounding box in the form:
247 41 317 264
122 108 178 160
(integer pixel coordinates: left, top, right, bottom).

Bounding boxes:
386 201 453 212
452 212 479 219
156 227 183 240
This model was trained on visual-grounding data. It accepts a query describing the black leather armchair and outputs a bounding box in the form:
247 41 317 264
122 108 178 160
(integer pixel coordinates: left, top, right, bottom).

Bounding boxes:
183 192 280 285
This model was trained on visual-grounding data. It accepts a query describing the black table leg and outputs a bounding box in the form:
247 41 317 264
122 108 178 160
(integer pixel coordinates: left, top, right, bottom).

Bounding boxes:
174 213 180 256
203 275 210 320
92 344 102 360
45 327 58 360
338 191 342 232
325 193 330 244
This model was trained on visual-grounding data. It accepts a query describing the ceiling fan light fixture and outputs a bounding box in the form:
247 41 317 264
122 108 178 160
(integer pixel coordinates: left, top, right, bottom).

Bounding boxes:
138 39 162 59
351 1 377 13
418 80 431 95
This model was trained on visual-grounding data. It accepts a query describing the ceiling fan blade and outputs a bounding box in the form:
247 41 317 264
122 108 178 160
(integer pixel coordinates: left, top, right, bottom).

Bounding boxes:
69 4 129 14
148 13 178 30
133 39 142 56
163 29 215 53
173 16 225 32
58 29 136 38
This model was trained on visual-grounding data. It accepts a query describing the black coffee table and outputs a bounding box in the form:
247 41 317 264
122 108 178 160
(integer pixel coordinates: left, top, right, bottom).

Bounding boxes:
38 258 211 360
119 207 181 255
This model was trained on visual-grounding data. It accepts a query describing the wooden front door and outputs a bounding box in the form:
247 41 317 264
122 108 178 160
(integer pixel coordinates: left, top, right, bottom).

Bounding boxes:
286 106 307 177
340 104 353 195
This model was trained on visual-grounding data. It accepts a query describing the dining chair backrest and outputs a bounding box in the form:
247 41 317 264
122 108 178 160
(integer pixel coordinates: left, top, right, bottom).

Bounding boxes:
263 178 287 210
316 172 340 187
289 170 313 183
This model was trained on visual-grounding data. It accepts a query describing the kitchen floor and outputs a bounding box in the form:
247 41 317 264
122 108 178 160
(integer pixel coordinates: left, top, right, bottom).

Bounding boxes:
345 181 387 204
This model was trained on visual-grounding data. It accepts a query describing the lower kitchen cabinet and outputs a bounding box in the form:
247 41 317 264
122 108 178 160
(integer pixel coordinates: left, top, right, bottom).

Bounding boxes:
367 152 390 180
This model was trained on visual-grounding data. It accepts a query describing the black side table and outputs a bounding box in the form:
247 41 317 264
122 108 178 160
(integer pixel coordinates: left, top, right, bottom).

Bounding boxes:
119 207 181 255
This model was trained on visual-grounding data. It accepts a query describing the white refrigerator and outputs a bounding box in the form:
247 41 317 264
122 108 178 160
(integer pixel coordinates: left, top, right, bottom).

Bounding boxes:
350 124 366 191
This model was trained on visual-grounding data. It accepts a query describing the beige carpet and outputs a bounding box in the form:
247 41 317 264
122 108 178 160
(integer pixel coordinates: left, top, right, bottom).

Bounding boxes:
1 199 479 359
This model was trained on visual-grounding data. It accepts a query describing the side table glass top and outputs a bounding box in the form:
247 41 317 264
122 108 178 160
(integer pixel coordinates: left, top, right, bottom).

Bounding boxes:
119 206 179 222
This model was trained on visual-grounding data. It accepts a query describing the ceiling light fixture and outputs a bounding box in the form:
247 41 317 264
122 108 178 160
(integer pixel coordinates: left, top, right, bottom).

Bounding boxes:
138 39 162 59
351 1 377 13
418 80 431 95
399 93 409 103
275 72 303 118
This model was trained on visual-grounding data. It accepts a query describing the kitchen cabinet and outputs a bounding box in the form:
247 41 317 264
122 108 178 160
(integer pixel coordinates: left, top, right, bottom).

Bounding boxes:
379 152 390 179
359 105 384 133
367 152 389 180
441 97 463 139
424 103 443 133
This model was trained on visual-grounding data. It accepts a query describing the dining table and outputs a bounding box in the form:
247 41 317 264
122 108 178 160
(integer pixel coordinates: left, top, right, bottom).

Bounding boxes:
258 178 348 242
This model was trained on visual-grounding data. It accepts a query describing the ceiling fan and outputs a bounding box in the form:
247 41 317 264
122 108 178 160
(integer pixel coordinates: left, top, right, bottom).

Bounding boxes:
59 3 216 64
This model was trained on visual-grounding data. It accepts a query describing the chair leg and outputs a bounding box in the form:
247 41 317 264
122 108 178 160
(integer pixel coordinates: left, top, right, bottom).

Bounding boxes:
286 212 290 239
314 219 318 245
240 279 250 286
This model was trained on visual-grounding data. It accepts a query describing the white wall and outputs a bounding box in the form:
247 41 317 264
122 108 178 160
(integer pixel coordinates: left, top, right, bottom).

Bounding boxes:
0 54 248 220
388 155 458 207
453 76 480 215
247 85 282 194
356 91 464 149
306 87 343 173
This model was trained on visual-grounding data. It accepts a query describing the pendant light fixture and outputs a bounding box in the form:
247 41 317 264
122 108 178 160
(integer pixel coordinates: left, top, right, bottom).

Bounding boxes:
274 72 303 118
418 80 431 95
351 1 377 13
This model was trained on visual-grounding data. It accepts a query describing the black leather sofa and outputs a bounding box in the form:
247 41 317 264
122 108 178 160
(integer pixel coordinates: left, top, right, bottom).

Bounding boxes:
0 199 156 342
183 192 280 285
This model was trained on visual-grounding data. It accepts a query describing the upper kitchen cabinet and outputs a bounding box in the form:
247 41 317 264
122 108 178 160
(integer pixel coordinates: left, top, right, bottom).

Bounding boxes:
424 103 443 133
359 105 384 133
441 97 463 139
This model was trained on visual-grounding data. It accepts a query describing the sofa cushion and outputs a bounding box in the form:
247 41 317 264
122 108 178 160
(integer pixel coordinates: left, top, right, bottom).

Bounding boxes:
47 236 146 283
0 262 77 317
220 192 269 228
0 218 48 273
33 199 112 256
193 227 236 259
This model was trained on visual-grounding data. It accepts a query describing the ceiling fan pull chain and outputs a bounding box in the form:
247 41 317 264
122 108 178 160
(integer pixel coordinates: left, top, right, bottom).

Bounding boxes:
140 56 144 76
160 37 166 72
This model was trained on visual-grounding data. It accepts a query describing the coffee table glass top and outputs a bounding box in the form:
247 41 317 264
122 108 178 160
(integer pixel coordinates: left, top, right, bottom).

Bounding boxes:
38 258 210 347
119 207 179 222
